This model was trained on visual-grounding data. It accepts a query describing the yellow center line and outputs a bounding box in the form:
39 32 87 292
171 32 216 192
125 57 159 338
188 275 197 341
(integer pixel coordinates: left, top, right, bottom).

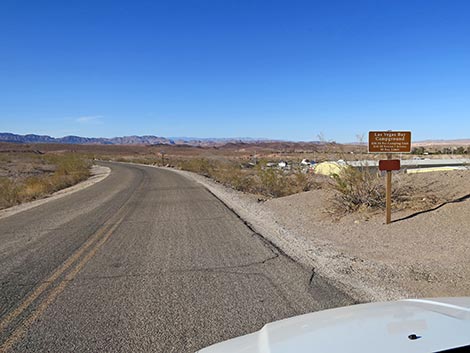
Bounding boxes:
0 206 127 332
0 214 126 353
0 222 110 332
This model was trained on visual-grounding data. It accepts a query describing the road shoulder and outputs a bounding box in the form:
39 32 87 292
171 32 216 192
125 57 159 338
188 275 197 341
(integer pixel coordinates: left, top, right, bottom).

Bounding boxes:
163 167 385 303
166 167 470 303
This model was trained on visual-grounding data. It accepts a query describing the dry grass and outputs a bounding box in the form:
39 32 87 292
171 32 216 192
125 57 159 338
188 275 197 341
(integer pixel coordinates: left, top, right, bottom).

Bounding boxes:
0 153 91 209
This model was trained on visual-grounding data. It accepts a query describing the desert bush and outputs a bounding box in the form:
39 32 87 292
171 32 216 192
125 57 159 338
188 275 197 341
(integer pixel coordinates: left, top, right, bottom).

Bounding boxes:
212 164 253 192
173 158 319 198
0 153 91 210
291 172 317 193
44 154 91 190
256 168 292 197
0 154 12 163
331 166 386 212
178 158 215 177
20 177 50 198
0 177 20 208
55 155 90 176
105 155 160 165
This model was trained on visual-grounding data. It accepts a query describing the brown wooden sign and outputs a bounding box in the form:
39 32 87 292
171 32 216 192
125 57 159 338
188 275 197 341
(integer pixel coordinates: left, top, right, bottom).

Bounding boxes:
368 131 411 153
379 159 400 171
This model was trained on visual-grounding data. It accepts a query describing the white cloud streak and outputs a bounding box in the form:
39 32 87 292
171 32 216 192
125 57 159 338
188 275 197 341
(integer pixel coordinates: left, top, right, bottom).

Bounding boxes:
74 115 103 124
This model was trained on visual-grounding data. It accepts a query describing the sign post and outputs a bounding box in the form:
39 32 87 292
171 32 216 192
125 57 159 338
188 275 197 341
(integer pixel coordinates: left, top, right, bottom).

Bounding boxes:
369 131 411 224
385 153 393 224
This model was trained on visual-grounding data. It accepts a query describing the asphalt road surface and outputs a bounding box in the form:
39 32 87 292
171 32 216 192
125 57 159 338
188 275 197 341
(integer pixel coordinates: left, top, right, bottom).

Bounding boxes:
0 162 353 353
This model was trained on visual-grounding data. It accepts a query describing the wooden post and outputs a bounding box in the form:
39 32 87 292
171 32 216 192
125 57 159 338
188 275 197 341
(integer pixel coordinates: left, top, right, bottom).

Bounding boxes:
385 153 392 224
369 130 411 224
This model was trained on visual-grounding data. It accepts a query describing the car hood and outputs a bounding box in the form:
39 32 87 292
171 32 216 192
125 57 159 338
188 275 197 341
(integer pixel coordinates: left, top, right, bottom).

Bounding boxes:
198 297 470 353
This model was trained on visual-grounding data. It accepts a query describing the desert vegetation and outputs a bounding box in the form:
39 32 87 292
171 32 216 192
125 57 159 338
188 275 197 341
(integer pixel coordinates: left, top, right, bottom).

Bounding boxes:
0 152 91 210
111 155 321 198
97 144 468 214
330 166 413 214
412 146 470 155
2 141 467 214
176 158 321 198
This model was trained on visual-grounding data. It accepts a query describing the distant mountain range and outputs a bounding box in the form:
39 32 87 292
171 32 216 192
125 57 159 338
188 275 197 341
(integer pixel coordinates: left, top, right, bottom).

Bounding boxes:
1 132 468 147
0 132 276 146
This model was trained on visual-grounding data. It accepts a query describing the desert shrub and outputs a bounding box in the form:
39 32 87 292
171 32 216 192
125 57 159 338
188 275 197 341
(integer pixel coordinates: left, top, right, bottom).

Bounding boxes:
19 176 50 199
212 164 252 191
255 168 321 198
230 173 256 192
178 158 214 177
0 154 12 163
291 172 318 193
0 153 92 210
256 168 292 197
332 166 386 212
0 177 20 208
56 155 90 176
45 154 92 191
174 158 320 198
113 156 156 164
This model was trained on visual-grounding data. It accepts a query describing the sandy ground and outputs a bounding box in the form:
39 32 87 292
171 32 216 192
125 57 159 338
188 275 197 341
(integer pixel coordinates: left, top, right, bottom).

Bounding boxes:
169 167 470 302
0 165 110 220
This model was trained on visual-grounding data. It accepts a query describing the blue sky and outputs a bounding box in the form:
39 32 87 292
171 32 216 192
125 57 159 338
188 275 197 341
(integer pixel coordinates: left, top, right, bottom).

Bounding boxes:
1 0 469 142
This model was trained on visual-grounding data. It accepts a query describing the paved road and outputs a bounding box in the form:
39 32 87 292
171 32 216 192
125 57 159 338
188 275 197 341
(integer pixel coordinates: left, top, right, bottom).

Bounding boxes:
0 162 353 352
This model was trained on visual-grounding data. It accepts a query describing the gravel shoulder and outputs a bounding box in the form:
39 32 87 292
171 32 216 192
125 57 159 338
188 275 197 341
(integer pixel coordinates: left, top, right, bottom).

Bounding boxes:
0 165 110 220
167 167 470 302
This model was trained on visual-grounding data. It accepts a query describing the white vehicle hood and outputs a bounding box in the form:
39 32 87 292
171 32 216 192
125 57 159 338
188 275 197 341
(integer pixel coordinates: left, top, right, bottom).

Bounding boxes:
198 297 470 353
